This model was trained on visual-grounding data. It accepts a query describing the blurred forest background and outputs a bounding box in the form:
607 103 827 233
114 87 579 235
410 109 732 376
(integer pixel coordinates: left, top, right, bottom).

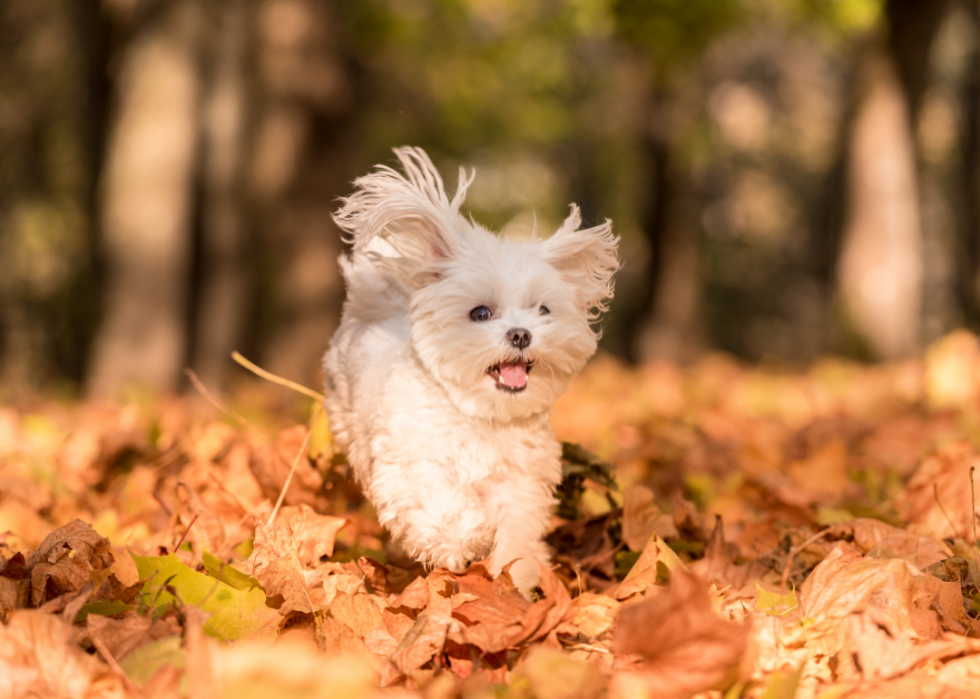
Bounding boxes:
2 0 979 402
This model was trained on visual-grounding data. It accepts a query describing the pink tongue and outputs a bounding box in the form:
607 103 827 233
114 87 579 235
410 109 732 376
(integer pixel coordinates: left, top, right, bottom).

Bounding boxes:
499 361 528 388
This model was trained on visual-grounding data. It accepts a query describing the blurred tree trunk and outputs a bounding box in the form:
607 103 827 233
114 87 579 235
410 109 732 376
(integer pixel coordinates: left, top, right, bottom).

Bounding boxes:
836 1 949 359
0 0 106 395
957 1 980 328
191 0 249 391
630 97 703 363
247 0 355 390
87 0 203 398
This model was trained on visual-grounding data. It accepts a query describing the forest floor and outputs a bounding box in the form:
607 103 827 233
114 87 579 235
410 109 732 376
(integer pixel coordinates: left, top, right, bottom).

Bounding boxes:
6 331 980 698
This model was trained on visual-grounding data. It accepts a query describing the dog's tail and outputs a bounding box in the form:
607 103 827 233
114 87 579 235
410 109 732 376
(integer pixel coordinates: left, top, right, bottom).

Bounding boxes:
333 147 473 290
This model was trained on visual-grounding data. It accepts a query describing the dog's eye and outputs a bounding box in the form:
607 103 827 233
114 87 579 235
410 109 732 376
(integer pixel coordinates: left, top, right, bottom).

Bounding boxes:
539 305 550 316
470 306 492 322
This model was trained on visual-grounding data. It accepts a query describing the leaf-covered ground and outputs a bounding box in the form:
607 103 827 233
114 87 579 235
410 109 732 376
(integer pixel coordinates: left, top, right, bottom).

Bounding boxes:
7 331 980 698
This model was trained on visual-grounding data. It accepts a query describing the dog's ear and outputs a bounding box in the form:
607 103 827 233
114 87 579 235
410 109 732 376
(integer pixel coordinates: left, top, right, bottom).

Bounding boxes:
334 147 473 287
542 205 620 318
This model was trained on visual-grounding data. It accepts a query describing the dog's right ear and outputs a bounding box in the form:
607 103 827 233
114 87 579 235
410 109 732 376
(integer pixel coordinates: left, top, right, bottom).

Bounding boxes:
334 147 473 288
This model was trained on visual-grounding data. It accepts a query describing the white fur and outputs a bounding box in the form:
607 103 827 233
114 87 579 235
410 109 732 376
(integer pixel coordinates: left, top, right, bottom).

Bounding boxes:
323 147 619 591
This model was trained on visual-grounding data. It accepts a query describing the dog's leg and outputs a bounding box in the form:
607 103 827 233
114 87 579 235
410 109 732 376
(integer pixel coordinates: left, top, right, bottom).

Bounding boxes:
487 479 553 593
375 473 490 574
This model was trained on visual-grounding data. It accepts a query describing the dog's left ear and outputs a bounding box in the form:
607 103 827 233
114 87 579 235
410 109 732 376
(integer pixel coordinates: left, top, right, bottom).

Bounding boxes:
334 147 473 289
541 205 620 318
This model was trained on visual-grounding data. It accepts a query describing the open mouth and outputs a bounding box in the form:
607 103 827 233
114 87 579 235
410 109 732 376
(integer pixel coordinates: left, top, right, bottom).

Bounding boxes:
487 360 534 392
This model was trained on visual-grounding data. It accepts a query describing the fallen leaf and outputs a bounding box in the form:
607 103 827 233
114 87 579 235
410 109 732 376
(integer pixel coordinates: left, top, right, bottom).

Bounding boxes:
249 521 325 614
571 592 620 638
827 518 950 570
613 569 752 699
451 564 530 627
249 426 325 510
794 543 921 655
512 646 606 699
25 519 114 605
329 590 385 637
615 533 686 600
132 552 280 645
846 607 966 680
0 610 98 698
87 613 155 662
276 505 347 566
897 441 980 542
622 485 660 551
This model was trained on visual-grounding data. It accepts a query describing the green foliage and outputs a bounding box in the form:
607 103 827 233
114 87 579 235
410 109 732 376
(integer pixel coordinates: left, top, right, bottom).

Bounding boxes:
131 553 280 645
613 0 744 80
74 599 134 623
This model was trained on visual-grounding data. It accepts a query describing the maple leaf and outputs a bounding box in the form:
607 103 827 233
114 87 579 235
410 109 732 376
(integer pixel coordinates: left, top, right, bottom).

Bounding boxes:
132 552 280 644
248 521 325 614
274 504 347 566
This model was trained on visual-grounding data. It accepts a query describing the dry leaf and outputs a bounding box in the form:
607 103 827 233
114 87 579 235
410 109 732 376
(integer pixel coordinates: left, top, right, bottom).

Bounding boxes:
512 646 606 699
249 426 325 510
249 521 323 614
827 518 950 569
25 519 114 606
897 441 980 541
276 505 347 566
622 485 660 551
613 569 751 699
571 592 620 638
0 610 99 698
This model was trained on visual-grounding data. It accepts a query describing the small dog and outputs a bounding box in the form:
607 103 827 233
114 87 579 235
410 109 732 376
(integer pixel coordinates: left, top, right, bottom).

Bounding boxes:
323 148 618 591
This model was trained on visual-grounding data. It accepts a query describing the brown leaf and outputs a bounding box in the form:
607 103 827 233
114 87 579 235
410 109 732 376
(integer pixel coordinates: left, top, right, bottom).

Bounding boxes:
388 575 429 612
613 569 751 699
249 426 324 509
827 518 950 570
448 563 572 653
388 599 455 680
25 519 114 606
622 485 660 552
615 533 685 600
0 610 99 698
249 521 323 614
785 438 850 501
93 572 145 606
847 608 966 681
689 515 768 590
450 564 530 627
571 592 620 639
897 441 980 541
329 591 384 637
276 505 347 566
87 613 154 662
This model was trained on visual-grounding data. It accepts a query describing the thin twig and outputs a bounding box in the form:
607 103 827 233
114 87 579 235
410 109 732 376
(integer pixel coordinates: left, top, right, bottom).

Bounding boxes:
174 511 201 552
232 351 326 402
781 529 831 590
185 368 268 437
269 405 323 526
935 483 963 540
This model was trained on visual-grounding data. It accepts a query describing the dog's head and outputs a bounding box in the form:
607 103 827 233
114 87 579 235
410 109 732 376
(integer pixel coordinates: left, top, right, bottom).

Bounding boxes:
335 148 619 422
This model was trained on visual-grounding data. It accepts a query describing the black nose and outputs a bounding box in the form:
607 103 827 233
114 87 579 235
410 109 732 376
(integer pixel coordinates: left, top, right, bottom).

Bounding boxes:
507 327 532 349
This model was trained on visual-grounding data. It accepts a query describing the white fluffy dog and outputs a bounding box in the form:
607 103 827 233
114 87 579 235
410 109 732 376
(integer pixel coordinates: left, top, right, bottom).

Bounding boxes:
323 147 619 592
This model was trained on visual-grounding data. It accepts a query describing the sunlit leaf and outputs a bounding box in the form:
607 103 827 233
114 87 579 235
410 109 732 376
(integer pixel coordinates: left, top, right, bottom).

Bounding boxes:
131 553 279 645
